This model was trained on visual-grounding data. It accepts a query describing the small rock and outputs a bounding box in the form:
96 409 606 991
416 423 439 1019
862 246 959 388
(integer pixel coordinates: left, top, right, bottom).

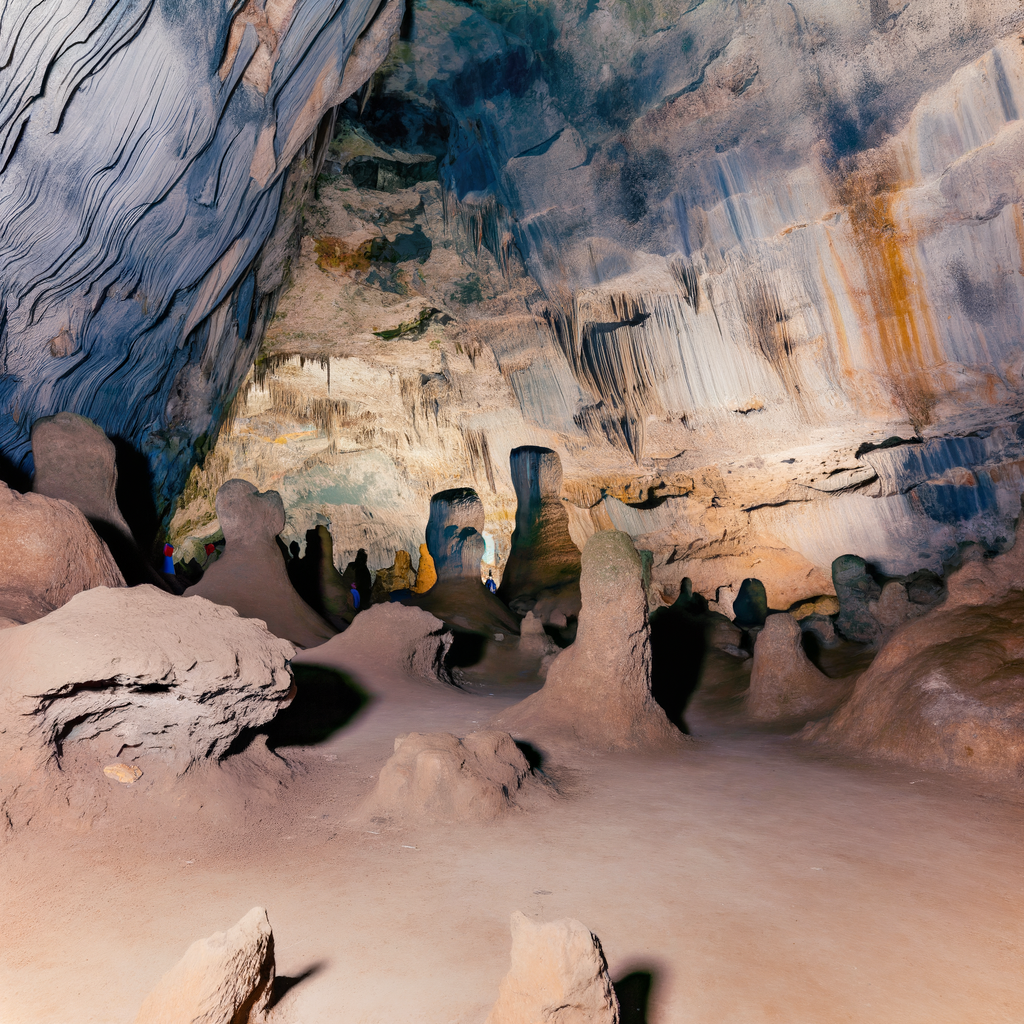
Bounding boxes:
485 911 619 1024
103 763 142 785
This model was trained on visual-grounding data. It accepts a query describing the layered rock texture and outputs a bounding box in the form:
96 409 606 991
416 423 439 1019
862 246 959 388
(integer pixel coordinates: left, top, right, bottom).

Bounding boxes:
0 586 294 826
135 907 276 1024
162 1 1024 617
492 530 681 752
486 911 620 1024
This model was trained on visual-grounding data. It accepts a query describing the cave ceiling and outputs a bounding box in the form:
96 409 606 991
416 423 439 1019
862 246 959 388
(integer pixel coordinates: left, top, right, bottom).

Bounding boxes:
3 0 1024 609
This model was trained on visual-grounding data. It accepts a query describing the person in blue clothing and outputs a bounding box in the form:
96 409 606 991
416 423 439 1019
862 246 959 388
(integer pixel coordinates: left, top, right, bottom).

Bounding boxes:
350 581 361 611
485 570 497 593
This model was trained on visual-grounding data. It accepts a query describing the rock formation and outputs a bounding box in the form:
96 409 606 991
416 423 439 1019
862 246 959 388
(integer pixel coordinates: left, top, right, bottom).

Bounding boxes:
353 730 546 825
411 544 438 594
832 555 883 643
134 907 275 1024
185 480 336 648
485 911 619 1024
370 549 417 602
491 531 682 752
31 413 169 589
0 585 294 827
498 447 582 623
733 578 769 630
305 603 453 684
311 524 351 628
411 489 520 638
746 614 848 723
0 481 124 625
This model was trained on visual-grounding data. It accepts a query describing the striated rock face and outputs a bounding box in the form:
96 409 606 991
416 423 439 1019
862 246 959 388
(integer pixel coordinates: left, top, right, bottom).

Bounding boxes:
0 0 402 511
0 586 294 826
425 487 487 582
0 481 124 624
746 614 848 723
491 530 682 752
486 911 619 1024
135 907 275 1024
353 730 544 824
185 479 335 648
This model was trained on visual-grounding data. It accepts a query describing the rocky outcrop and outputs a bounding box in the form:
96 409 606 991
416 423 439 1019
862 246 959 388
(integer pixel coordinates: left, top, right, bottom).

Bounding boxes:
746 614 848 722
353 730 545 824
0 586 294 827
832 555 883 643
185 479 335 648
485 911 619 1024
491 531 682 752
135 907 275 1024
498 447 582 622
305 603 453 684
0 481 124 624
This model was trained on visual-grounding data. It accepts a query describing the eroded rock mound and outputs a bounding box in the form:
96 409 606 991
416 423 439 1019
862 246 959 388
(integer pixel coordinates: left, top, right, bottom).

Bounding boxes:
354 730 543 824
498 446 582 624
747 614 848 722
832 555 882 643
0 481 124 624
491 530 682 752
135 907 275 1024
804 590 1024 777
485 911 619 1024
0 586 294 826
306 603 453 683
185 479 335 648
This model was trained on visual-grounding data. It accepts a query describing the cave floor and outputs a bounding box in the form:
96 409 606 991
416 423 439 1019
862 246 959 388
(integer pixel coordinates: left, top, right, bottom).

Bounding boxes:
2 650 1022 1024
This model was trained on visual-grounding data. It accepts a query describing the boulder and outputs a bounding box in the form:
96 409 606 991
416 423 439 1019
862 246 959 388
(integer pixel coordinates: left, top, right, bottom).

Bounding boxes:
746 613 847 722
832 554 882 642
0 481 124 624
353 730 543 824
485 911 619 1024
30 412 169 589
733 577 768 628
134 907 275 1024
185 480 336 648
0 586 294 826
803 589 1024 777
498 446 582 623
305 603 453 683
490 531 682 752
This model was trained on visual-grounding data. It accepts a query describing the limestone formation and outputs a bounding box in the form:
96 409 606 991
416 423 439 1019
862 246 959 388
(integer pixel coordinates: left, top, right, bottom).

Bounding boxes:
733 578 769 629
518 611 560 675
491 531 682 752
411 544 437 593
425 488 487 582
0 481 124 624
498 446 582 623
832 555 883 643
0 586 294 825
746 614 848 722
804 591 1024 777
370 549 417 602
485 911 619 1024
134 907 275 1024
31 413 169 589
353 730 544 824
185 480 335 648
306 603 453 684
868 581 929 636
312 524 352 628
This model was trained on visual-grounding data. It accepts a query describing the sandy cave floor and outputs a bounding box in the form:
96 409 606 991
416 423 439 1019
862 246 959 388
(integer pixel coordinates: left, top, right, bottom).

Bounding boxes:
2 646 1023 1024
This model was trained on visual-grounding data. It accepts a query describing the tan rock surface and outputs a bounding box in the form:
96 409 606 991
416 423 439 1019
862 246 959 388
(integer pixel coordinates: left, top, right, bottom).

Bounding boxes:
0 480 124 623
491 530 682 752
485 911 619 1024
134 907 275 1024
185 479 335 648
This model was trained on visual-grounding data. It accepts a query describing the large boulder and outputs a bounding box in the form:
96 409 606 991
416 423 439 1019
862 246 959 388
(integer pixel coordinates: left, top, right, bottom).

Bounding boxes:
185 480 335 648
353 730 546 824
490 531 682 752
30 412 169 589
498 446 582 623
746 614 848 722
485 911 619 1024
304 603 453 684
0 585 295 826
0 481 124 624
135 907 275 1024
803 589 1024 777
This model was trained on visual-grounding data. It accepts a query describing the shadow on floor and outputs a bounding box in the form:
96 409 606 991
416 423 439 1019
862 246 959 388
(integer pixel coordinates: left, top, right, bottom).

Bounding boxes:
263 664 371 749
268 961 325 1008
614 969 655 1024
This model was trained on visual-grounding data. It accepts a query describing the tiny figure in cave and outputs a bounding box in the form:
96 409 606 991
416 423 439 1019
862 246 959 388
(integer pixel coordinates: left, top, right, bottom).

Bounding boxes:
162 543 175 575
350 580 361 612
485 570 497 593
